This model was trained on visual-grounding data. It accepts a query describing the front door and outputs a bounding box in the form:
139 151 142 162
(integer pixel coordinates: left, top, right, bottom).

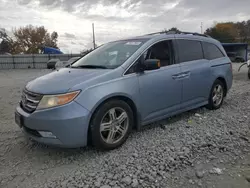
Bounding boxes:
137 40 182 123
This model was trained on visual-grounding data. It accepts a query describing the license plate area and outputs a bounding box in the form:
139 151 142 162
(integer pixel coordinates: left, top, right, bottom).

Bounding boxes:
15 112 23 128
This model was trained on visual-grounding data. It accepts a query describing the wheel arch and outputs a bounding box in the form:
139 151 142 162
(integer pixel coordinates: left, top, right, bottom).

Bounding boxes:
215 77 227 96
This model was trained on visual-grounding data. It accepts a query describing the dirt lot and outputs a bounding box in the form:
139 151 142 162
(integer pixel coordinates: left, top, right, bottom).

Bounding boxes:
0 64 250 188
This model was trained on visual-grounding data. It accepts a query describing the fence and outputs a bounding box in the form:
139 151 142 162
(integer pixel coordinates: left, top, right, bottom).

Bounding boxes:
0 54 81 69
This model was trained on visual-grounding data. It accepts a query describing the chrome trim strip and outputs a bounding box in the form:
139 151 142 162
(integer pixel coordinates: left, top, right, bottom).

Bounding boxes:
21 89 42 113
25 95 40 104
26 104 36 109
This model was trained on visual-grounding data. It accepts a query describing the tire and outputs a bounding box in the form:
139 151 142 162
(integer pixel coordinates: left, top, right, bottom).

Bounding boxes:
47 64 53 69
90 100 134 150
248 68 250 80
47 63 56 69
206 79 225 110
235 58 241 63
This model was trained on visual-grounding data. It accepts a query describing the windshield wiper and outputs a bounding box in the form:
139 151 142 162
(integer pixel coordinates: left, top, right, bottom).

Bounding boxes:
71 65 107 69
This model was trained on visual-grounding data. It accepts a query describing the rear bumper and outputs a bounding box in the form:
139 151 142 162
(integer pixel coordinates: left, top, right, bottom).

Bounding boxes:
15 101 91 148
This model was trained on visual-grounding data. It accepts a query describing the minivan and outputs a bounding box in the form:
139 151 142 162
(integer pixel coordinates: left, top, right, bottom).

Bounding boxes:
15 31 233 150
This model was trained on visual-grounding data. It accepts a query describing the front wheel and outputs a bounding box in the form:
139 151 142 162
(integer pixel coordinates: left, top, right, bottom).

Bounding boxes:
248 68 250 79
206 80 225 110
90 100 134 150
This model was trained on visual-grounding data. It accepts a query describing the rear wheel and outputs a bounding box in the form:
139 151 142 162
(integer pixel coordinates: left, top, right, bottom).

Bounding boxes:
248 68 250 79
235 58 242 63
90 100 134 150
206 80 225 110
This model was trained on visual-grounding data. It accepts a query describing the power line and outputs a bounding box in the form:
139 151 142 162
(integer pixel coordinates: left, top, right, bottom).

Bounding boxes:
92 23 96 49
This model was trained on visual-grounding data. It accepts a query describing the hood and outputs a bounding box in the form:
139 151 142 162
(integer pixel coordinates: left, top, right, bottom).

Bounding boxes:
26 68 111 94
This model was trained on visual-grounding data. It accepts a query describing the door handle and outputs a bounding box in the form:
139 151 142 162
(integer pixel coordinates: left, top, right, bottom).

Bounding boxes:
181 72 190 78
172 72 190 79
172 74 183 79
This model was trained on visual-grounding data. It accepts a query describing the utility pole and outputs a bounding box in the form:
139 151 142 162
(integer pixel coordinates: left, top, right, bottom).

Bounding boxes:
92 23 96 49
200 22 203 34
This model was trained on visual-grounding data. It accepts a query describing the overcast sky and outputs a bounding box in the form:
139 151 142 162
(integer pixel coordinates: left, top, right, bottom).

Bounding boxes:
0 0 250 53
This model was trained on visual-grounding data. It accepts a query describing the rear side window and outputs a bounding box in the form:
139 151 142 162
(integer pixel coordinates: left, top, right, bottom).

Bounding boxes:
202 42 225 60
176 39 203 62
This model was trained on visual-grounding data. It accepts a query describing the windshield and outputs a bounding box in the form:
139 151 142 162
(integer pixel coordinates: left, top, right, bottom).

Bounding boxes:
71 39 148 69
68 57 80 64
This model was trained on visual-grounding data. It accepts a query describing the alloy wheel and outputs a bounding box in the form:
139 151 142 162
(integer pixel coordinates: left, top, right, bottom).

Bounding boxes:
212 84 224 107
100 107 129 144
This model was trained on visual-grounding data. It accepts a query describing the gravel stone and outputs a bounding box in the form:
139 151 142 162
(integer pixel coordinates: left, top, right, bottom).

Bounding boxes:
188 179 194 184
95 177 104 187
195 113 202 117
131 179 139 187
121 176 132 185
195 170 205 179
109 181 116 186
160 124 167 130
209 168 223 175
132 153 139 158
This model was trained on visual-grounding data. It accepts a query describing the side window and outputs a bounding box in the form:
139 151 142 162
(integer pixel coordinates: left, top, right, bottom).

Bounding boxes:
202 42 225 60
176 39 203 62
125 40 174 75
145 40 174 67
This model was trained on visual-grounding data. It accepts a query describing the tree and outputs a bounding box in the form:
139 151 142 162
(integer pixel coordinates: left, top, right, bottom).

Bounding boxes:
12 25 59 54
162 27 181 33
0 28 13 54
168 27 181 32
205 22 239 43
236 20 250 43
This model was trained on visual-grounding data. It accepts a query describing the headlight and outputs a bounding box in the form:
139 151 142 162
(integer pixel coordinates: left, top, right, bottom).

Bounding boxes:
37 90 80 110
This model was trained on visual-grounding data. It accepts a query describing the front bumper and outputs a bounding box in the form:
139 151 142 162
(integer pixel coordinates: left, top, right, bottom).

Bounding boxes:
15 101 91 148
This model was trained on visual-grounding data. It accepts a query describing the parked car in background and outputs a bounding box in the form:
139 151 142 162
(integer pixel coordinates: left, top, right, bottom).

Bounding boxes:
55 57 80 69
15 31 233 150
47 59 60 69
227 52 245 63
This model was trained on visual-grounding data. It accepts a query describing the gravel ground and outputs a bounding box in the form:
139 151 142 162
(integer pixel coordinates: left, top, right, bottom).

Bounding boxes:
0 64 250 188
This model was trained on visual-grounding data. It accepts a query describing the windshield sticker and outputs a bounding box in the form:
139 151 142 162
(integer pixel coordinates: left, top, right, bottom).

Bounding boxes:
125 41 142 45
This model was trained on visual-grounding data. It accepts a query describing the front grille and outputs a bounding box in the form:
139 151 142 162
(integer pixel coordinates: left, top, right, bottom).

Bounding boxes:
20 89 43 113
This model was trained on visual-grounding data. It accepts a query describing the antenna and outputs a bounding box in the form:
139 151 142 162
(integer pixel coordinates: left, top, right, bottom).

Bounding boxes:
201 22 203 34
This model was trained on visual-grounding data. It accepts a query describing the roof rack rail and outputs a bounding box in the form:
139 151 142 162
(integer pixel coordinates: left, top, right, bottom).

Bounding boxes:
144 31 167 36
176 31 211 38
144 31 211 38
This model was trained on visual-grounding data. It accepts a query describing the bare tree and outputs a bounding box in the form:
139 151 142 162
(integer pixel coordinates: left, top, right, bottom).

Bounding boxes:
12 25 59 54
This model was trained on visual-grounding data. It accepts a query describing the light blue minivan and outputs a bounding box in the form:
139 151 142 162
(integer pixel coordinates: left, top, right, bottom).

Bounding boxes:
15 31 233 150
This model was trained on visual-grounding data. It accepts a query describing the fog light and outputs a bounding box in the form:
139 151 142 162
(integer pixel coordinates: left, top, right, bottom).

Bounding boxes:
38 131 56 138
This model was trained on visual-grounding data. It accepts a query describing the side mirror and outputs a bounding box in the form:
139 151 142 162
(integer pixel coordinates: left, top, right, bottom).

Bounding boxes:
144 59 161 71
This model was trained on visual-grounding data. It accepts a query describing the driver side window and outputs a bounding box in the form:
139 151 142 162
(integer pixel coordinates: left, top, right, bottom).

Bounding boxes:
125 40 174 75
